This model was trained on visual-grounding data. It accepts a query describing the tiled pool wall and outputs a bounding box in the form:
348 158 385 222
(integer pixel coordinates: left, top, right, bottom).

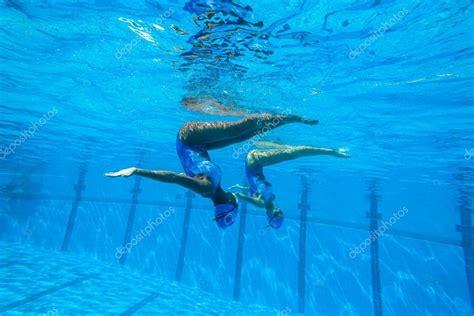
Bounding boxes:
0 165 472 315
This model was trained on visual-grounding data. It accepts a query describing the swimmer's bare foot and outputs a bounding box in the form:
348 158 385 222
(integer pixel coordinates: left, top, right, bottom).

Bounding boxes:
278 114 318 125
301 118 319 125
245 113 318 132
269 114 319 125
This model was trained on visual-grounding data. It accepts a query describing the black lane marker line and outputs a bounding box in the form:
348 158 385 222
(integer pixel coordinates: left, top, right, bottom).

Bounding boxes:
368 190 383 316
233 197 248 301
119 292 160 316
61 162 87 252
119 176 142 265
175 190 194 281
456 186 473 311
297 175 310 314
0 274 94 313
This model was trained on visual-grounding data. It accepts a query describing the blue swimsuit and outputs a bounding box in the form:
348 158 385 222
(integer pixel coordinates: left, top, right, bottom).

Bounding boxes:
245 159 275 204
176 136 222 194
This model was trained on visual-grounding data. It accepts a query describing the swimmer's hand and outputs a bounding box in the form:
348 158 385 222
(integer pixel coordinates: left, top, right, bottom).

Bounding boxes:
105 167 137 177
332 148 351 158
235 192 266 208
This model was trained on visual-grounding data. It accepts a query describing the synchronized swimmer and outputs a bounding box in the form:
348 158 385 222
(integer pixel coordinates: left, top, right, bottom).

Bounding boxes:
106 113 348 229
229 142 349 228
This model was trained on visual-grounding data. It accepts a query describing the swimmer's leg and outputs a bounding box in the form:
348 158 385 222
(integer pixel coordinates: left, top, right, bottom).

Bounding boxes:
247 146 350 168
253 141 292 149
203 128 289 150
179 114 318 148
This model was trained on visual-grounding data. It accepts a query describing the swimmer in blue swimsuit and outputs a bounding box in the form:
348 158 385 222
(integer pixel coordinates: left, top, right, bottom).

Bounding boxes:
105 114 318 229
231 143 350 229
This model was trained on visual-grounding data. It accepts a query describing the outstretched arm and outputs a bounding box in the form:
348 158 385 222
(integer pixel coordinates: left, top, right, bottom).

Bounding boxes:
228 184 249 191
105 167 210 194
235 192 265 208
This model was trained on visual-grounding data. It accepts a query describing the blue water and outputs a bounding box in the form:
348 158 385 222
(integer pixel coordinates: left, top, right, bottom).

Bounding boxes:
0 0 473 315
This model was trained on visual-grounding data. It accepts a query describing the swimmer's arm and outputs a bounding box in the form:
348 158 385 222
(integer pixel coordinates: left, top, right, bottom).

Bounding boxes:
228 184 248 191
135 169 204 190
235 192 265 208
105 167 207 193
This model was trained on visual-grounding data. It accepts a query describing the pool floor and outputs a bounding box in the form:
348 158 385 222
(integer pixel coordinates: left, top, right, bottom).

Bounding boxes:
0 242 281 315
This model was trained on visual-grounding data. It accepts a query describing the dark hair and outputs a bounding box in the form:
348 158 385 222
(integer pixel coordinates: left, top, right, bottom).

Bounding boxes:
212 187 238 207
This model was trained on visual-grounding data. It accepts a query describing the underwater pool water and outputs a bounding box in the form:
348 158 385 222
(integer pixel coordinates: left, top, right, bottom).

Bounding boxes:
0 0 473 315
